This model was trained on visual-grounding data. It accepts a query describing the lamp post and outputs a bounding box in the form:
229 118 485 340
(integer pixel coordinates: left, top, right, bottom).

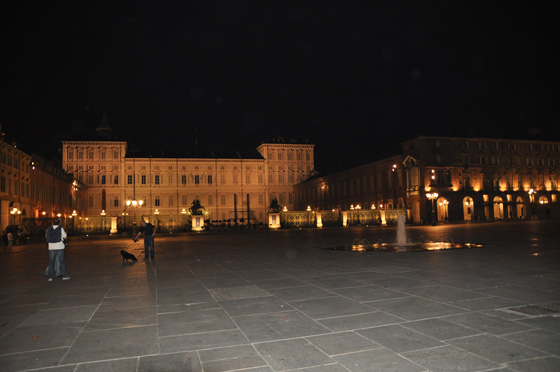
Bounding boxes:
10 207 21 225
126 198 143 234
101 209 106 233
426 192 438 225
72 210 77 233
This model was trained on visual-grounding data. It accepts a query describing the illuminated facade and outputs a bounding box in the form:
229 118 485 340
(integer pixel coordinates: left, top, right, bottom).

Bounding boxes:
295 136 560 223
61 139 314 228
1 139 85 234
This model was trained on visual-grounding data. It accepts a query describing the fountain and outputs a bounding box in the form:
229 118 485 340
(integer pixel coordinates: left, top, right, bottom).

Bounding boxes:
329 215 483 253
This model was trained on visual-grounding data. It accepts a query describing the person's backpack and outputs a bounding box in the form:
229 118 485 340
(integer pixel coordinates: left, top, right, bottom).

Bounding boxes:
46 226 62 243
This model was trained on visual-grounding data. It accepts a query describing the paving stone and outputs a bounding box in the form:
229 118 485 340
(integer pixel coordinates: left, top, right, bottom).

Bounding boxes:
446 334 546 363
402 345 498 372
254 338 334 370
0 348 69 372
75 358 138 371
318 311 404 332
334 348 426 372
367 296 466 320
233 310 330 343
357 324 443 353
61 325 159 364
305 331 381 356
138 351 201 372
503 329 560 355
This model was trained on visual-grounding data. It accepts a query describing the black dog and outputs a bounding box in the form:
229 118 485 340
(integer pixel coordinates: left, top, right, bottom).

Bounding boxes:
120 250 137 262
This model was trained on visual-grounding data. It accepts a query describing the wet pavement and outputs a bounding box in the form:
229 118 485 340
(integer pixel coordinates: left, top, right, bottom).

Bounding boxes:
1 220 559 371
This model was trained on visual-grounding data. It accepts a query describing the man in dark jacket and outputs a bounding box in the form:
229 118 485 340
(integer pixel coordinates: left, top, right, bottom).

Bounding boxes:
133 219 157 261
45 218 70 281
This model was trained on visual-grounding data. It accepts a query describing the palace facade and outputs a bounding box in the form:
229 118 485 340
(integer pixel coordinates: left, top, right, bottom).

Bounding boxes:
61 139 315 227
295 136 560 224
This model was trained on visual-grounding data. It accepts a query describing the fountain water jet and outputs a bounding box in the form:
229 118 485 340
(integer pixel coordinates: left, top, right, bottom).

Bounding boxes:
396 214 407 246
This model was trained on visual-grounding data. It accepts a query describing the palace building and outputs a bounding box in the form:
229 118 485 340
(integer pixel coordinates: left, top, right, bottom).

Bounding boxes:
61 138 315 228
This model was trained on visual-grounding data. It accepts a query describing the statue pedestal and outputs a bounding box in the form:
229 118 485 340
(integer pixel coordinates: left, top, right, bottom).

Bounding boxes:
268 213 281 229
110 217 118 234
316 212 323 228
192 215 204 232
380 210 387 226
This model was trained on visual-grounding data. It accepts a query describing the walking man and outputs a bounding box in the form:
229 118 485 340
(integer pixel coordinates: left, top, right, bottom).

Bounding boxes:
45 218 70 281
6 231 14 249
133 219 156 261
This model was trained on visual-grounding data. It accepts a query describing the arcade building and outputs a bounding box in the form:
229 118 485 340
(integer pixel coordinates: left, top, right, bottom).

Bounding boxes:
295 136 560 224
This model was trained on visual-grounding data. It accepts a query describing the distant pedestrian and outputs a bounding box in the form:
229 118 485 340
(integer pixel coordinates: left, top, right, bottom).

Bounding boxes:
133 219 156 261
45 218 70 281
7 231 14 249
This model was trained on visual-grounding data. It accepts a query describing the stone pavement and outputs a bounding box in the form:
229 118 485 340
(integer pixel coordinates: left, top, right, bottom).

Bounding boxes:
0 220 559 372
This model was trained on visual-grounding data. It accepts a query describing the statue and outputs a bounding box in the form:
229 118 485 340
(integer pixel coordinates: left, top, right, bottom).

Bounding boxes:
189 199 205 215
268 197 281 213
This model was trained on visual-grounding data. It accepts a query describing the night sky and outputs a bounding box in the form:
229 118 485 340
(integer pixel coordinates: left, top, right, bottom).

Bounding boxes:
2 1 557 174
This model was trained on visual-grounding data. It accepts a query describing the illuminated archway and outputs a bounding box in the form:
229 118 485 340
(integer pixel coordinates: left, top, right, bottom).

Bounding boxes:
437 197 449 221
493 196 504 219
538 196 549 205
516 196 526 219
463 197 474 221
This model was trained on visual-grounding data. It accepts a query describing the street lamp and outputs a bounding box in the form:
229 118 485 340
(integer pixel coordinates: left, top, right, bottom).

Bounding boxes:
10 207 21 225
100 209 106 233
72 210 77 233
426 192 439 225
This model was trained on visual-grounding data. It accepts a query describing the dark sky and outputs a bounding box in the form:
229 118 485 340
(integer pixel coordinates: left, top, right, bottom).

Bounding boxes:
2 1 558 174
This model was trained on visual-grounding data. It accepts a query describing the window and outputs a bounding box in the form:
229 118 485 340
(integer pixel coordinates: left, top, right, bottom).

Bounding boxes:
155 175 160 184
155 196 160 206
101 175 106 185
258 174 263 184
114 175 118 185
182 195 187 205
220 175 225 184
194 175 200 184
169 195 173 206
127 175 133 184
233 175 238 184
245 174 250 184
114 151 119 159
67 151 73 160
113 197 119 207
169 174 173 183
208 175 213 184
181 175 187 184
208 195 213 205
141 175 147 184
101 151 106 159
